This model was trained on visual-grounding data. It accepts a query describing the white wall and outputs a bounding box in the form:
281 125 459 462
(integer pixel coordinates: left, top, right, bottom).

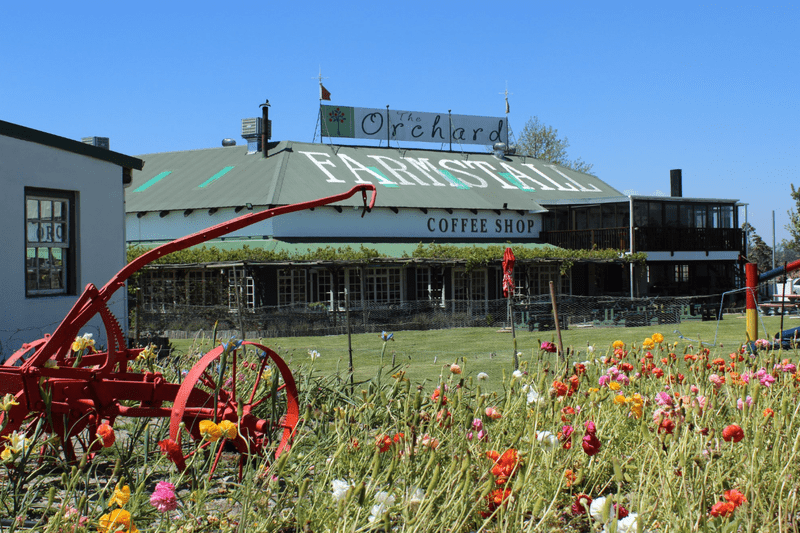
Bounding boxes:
0 135 127 360
125 206 541 242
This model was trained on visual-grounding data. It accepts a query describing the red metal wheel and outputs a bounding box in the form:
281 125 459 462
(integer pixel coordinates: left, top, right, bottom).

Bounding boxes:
168 341 299 473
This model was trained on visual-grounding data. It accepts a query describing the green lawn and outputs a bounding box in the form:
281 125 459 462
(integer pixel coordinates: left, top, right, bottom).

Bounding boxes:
168 313 800 391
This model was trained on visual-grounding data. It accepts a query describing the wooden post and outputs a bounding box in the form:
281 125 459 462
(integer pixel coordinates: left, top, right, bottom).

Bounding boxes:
549 281 565 361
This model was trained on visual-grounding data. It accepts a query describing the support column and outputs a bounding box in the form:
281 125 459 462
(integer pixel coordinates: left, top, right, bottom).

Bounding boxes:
746 263 758 343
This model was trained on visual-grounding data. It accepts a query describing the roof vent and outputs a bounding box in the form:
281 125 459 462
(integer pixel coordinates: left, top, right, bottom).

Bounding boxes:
82 137 110 150
222 138 236 147
242 118 262 154
492 142 507 160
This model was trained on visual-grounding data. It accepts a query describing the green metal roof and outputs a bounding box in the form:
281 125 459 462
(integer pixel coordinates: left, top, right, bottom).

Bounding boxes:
127 141 621 213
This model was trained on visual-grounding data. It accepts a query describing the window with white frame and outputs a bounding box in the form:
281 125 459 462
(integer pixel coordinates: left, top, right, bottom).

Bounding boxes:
229 268 255 309
415 267 443 302
278 268 306 307
25 188 75 296
365 267 401 304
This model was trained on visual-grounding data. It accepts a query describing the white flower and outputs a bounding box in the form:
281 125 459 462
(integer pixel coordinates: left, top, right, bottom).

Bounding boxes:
308 350 320 360
527 388 543 405
616 514 640 533
535 430 557 450
590 496 607 522
512 370 524 380
587 345 595 354
368 491 396 523
406 487 425 510
331 479 350 501
477 372 489 381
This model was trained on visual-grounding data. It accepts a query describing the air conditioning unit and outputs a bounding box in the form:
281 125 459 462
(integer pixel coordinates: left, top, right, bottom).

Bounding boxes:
82 137 110 150
241 118 261 138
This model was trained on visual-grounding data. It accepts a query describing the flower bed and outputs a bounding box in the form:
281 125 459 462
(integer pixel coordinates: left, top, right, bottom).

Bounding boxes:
1 332 798 531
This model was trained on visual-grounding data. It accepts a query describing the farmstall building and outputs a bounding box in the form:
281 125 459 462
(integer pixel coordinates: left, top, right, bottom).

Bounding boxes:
125 111 743 334
0 120 144 360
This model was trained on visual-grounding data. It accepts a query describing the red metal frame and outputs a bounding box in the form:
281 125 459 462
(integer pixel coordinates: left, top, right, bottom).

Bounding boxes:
0 184 376 468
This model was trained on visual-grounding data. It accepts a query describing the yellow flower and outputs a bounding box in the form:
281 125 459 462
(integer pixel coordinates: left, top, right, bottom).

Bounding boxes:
0 393 19 412
71 333 95 353
136 344 157 361
261 367 273 382
98 508 139 533
642 338 655 350
588 387 600 393
652 332 665 344
4 431 32 454
199 420 222 442
613 395 628 405
108 484 131 508
612 340 625 349
630 403 643 419
217 420 238 440
1 447 13 462
608 382 621 391
630 393 644 406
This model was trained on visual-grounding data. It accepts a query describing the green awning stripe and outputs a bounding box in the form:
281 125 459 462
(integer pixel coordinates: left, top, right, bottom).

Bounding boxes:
367 167 399 187
499 172 535 191
133 171 172 192
198 166 235 188
437 169 470 189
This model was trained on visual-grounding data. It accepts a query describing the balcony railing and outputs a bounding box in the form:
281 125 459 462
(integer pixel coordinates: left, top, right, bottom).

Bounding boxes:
540 227 744 253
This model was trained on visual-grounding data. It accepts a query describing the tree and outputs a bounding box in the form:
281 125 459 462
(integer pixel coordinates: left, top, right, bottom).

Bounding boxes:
743 222 773 273
514 116 594 174
786 184 800 252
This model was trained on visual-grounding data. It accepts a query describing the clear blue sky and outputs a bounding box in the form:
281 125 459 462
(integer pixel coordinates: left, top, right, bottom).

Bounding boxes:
3 2 797 245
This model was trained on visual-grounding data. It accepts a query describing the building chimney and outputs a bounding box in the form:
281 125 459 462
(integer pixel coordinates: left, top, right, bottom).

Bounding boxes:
82 137 110 150
670 169 682 197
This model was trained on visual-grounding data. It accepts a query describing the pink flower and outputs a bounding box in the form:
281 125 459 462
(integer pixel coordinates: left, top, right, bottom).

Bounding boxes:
472 418 484 431
736 396 753 410
656 391 674 407
150 481 178 512
485 407 502 420
584 420 597 435
709 374 724 389
759 374 775 387
690 384 700 394
598 375 611 387
540 341 557 353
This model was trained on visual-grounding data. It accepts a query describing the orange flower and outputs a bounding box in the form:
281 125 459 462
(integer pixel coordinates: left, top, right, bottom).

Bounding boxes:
486 449 520 484
564 469 577 487
96 423 115 448
723 489 747 507
764 408 775 418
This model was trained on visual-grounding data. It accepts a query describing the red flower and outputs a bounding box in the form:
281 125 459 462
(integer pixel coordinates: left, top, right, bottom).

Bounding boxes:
571 494 592 515
722 424 744 443
658 418 676 435
376 434 392 453
96 423 115 448
652 368 664 378
158 439 186 471
481 488 513 517
582 433 602 456
431 387 447 405
710 501 735 517
393 432 405 443
568 375 580 395
552 381 568 397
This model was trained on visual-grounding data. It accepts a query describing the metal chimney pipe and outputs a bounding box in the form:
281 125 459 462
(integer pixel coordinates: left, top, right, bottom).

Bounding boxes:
670 169 682 197
260 100 270 158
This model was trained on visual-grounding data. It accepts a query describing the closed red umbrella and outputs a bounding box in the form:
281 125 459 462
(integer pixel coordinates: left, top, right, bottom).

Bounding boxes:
502 247 515 298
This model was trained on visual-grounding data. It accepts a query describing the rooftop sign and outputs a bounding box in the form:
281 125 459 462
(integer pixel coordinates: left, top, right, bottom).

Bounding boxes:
320 105 508 146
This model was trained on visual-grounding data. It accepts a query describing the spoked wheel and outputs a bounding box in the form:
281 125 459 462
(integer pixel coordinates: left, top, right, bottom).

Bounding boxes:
169 341 299 476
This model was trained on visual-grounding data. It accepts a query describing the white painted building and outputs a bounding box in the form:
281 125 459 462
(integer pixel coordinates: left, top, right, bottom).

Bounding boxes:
0 120 143 360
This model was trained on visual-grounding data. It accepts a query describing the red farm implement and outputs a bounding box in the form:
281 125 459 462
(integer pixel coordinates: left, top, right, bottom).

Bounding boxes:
0 184 376 472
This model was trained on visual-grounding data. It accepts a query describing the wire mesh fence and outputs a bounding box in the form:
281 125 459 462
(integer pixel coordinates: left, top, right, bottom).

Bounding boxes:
131 292 750 341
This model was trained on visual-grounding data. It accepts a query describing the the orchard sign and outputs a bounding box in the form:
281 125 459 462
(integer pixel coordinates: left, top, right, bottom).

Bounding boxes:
320 105 508 146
